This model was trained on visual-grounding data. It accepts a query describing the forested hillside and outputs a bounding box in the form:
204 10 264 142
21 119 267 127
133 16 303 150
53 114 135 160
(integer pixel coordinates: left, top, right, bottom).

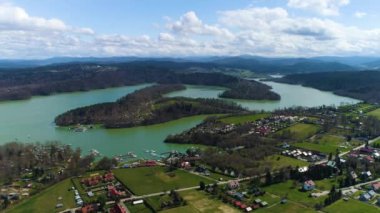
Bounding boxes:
276 71 380 103
55 84 246 128
0 62 279 101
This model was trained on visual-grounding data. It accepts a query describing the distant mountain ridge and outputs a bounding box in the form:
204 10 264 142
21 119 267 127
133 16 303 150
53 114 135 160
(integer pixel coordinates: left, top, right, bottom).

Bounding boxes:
1 55 380 72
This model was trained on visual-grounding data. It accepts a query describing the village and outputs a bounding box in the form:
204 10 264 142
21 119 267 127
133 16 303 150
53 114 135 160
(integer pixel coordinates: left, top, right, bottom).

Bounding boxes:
2 103 380 212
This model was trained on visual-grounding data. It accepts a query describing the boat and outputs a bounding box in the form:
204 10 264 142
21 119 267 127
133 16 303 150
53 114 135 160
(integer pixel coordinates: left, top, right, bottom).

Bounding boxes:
127 152 137 158
90 149 100 156
73 125 87 132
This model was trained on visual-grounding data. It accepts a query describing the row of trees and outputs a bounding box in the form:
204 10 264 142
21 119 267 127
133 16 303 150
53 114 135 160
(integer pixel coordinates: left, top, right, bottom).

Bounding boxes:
0 141 94 184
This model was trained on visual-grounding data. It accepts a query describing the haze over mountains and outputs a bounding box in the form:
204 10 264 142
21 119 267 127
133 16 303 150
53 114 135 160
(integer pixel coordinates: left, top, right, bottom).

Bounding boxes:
1 56 380 72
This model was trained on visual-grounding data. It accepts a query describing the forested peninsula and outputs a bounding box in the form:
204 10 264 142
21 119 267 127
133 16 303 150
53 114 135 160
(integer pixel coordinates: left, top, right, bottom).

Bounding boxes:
55 84 246 128
274 71 380 103
0 61 280 101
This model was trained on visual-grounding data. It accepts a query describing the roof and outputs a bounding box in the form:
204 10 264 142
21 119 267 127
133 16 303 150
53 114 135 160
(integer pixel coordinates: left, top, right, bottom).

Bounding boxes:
327 161 336 167
81 204 97 213
133 200 144 205
372 182 380 190
298 166 308 173
368 190 376 196
113 204 127 213
362 171 372 176
304 180 315 186
228 180 240 187
361 193 371 200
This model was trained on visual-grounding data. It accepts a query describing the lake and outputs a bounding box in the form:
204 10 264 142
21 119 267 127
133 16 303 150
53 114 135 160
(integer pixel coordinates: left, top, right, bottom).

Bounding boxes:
167 82 359 111
0 81 359 157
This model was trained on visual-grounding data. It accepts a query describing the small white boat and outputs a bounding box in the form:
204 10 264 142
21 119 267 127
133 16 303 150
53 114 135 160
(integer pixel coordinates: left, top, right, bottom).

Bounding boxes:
90 149 100 156
127 152 137 158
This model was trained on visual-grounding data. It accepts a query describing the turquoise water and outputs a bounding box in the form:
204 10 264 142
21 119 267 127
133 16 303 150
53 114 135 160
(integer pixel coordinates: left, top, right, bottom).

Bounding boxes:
0 81 359 157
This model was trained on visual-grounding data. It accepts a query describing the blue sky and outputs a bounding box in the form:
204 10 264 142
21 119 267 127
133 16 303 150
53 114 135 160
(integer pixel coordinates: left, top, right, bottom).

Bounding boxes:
0 0 379 58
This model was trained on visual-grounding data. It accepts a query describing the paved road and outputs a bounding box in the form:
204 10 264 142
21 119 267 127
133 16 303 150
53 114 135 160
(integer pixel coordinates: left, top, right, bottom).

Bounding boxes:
60 136 380 213
59 175 254 213
315 136 380 165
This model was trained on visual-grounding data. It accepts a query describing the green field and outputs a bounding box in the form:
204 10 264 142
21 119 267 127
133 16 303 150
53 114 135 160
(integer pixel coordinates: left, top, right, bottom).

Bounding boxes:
294 135 354 154
159 205 198 213
177 190 239 213
324 199 380 213
113 167 214 195
255 201 316 213
6 179 75 213
372 138 380 147
207 171 233 181
126 202 153 213
273 123 320 140
261 155 309 170
219 113 270 124
263 180 326 208
368 108 380 120
314 178 341 191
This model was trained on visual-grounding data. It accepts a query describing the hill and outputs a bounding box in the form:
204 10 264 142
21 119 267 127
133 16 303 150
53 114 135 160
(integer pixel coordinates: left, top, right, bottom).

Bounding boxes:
210 56 355 73
55 84 246 128
0 62 279 101
275 71 380 103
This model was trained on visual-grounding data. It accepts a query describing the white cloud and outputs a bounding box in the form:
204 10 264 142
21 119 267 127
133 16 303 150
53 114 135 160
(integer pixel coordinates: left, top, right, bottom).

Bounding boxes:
354 11 367 18
1 3 380 58
287 0 350 16
219 7 288 29
167 11 234 39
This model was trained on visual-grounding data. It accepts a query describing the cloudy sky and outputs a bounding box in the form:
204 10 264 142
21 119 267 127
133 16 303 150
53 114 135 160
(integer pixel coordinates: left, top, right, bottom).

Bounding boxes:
0 0 379 58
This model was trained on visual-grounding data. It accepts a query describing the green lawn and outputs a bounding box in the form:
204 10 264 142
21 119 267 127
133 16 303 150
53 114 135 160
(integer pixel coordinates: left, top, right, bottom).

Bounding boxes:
324 199 380 213
159 205 198 213
263 180 326 208
126 202 153 213
255 202 317 213
207 171 233 181
368 108 380 120
294 134 353 154
261 155 309 170
177 190 239 213
113 167 214 195
6 179 75 213
219 113 270 124
145 194 179 212
372 138 380 147
273 123 320 141
314 178 341 191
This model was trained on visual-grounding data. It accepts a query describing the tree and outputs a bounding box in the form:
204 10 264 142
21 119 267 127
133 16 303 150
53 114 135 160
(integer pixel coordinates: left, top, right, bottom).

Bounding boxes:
199 181 206 190
97 195 107 210
170 190 182 206
265 171 272 185
95 157 114 170
212 183 219 195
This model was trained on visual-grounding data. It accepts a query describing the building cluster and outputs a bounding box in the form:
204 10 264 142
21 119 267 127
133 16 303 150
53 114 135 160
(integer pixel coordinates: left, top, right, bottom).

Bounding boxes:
356 181 380 206
207 180 272 212
122 160 159 168
80 171 115 187
348 147 380 165
281 147 325 162
247 115 301 136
